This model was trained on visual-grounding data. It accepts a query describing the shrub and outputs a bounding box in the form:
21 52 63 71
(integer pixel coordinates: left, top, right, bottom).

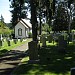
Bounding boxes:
28 32 32 38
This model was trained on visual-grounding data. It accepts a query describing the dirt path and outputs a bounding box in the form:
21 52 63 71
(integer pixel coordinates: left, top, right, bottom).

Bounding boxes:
0 39 32 75
12 41 28 51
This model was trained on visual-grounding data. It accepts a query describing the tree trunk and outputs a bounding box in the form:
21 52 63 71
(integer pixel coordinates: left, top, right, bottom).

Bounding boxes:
53 0 55 15
30 0 37 41
39 7 42 35
39 17 42 35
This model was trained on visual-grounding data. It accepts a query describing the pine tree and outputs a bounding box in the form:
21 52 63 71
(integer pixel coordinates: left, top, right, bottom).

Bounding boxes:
68 0 74 8
9 0 27 28
30 0 37 41
1 14 4 22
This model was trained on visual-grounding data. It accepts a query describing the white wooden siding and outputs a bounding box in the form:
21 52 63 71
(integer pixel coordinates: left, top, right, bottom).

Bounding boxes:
15 22 26 38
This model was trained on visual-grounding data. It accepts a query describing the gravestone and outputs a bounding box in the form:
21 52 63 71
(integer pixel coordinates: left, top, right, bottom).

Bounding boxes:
0 34 3 40
52 33 55 44
39 47 51 64
58 35 67 52
40 34 46 46
63 33 69 44
0 39 2 46
9 35 12 40
42 35 46 47
28 41 38 60
71 32 74 42
71 68 75 75
37 35 40 41
73 40 75 44
7 40 11 46
16 38 18 42
71 32 75 44
68 33 72 42
0 34 3 47
47 34 53 43
13 39 17 44
40 35 43 43
6 37 10 42
20 38 23 42
2 38 4 42
53 33 59 43
74 33 75 39
63 33 68 40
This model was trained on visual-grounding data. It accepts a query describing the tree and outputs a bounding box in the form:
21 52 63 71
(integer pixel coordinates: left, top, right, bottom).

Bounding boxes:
71 3 75 29
9 0 27 28
30 0 38 41
36 0 53 34
52 0 55 15
52 1 70 31
0 15 4 22
0 21 11 35
68 0 74 8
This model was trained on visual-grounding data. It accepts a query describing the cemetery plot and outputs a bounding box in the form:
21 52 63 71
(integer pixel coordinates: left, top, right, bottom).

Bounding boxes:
0 38 26 51
12 41 75 75
38 42 75 74
39 32 75 47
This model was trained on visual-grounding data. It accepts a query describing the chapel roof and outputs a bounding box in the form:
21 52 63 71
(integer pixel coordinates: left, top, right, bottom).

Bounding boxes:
20 19 32 28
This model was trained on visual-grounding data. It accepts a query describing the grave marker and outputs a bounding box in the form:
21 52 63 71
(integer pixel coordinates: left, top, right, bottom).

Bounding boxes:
0 34 3 40
28 41 38 60
71 68 75 75
47 34 53 43
42 35 46 47
0 39 2 46
7 40 11 46
40 35 43 43
58 35 67 52
13 39 17 44
20 38 23 42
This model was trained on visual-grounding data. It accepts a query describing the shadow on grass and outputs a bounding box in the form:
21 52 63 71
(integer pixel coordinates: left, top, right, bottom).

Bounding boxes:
0 49 29 75
0 49 8 56
38 44 75 74
12 44 75 75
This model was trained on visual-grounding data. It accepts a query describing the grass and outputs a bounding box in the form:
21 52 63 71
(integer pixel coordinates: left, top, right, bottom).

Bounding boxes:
0 38 32 56
11 41 75 75
21 56 29 64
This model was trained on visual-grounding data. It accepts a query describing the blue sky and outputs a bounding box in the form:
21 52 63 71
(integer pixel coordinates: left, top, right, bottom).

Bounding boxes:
0 0 11 23
0 0 65 23
0 0 31 23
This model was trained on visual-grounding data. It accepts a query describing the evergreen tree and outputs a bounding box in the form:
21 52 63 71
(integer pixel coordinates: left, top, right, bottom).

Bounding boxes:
1 15 4 22
68 0 74 8
9 0 27 28
30 0 37 41
53 1 70 31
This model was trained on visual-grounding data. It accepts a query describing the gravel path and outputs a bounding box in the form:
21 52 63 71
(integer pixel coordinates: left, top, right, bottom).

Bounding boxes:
0 38 32 75
12 41 28 51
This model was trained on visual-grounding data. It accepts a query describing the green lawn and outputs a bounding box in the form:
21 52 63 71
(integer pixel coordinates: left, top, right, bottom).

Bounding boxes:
0 38 32 56
11 41 75 75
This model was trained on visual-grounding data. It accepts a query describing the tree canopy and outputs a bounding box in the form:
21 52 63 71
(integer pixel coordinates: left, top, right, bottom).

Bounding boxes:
9 0 75 40
9 0 28 28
